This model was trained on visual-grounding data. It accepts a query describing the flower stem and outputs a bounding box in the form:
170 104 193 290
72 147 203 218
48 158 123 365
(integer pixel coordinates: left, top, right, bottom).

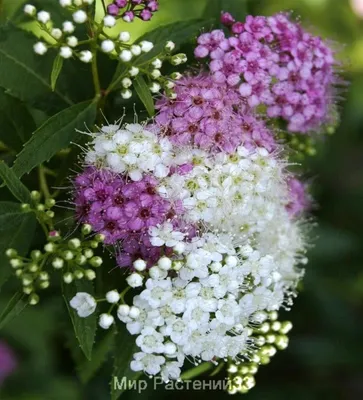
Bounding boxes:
91 49 102 99
180 362 214 380
38 165 51 199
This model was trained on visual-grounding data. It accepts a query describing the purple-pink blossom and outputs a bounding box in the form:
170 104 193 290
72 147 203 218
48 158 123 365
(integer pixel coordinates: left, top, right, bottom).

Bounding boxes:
195 13 339 134
154 74 276 153
286 177 310 217
107 0 158 22
0 340 17 385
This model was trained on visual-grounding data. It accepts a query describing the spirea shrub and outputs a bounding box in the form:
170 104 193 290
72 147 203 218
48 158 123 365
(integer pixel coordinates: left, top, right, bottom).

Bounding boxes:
0 1 342 396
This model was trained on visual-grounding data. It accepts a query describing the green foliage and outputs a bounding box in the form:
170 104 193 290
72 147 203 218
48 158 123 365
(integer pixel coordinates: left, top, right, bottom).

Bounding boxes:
51 55 65 92
0 162 31 203
203 0 248 21
133 76 155 117
0 291 27 330
12 100 97 178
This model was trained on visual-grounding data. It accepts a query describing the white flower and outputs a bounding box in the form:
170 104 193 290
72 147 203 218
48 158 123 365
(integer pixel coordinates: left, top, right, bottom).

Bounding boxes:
106 290 120 304
149 266 168 280
24 4 36 16
133 259 147 272
119 31 131 42
51 28 62 39
149 82 161 93
130 352 165 376
122 77 132 88
103 15 116 27
59 0 72 6
131 45 141 56
67 36 78 47
101 40 115 53
60 46 73 59
119 49 133 62
149 223 185 247
37 11 50 24
157 257 172 271
136 327 165 353
33 42 47 55
129 306 141 319
62 21 75 33
151 58 162 69
73 10 87 24
117 304 130 319
165 41 176 51
140 40 154 52
164 319 190 345
140 278 172 309
79 50 93 63
70 292 96 317
99 313 114 329
126 273 144 288
151 69 161 79
129 66 139 76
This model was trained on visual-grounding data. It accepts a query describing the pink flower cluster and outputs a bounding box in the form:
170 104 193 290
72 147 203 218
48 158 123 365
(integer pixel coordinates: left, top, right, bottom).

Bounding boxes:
194 12 338 133
107 0 159 22
74 167 184 267
287 178 311 218
155 74 276 153
0 340 16 385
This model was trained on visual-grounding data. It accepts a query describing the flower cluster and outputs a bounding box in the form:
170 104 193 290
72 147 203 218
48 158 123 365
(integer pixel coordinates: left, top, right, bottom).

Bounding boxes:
195 12 339 133
107 0 159 22
0 341 17 385
154 74 276 153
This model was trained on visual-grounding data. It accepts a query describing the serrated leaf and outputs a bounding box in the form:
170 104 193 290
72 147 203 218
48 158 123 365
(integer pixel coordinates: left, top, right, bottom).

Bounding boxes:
12 100 97 178
133 76 155 117
51 54 64 92
111 326 141 400
203 0 248 22
0 24 73 112
0 291 27 330
0 211 36 290
110 19 212 91
0 201 29 231
78 329 115 384
0 161 31 203
0 89 36 152
63 280 98 361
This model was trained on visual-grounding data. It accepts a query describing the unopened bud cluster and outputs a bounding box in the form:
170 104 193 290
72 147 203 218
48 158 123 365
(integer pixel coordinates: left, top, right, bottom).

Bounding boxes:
5 223 104 305
227 311 292 395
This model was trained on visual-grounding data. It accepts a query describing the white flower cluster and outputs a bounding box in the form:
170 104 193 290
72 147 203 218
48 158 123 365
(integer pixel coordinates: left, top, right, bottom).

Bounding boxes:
85 123 176 181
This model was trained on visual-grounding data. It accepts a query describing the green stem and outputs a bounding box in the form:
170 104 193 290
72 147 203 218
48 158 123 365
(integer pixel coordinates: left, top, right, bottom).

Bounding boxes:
38 165 51 199
180 362 214 380
91 49 102 99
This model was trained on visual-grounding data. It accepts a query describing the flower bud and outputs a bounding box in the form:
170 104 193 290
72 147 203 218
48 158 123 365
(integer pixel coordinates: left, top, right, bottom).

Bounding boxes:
51 28 62 40
117 304 130 318
73 10 87 24
52 257 64 269
44 243 56 253
101 40 115 53
151 69 161 79
151 58 162 69
158 256 172 271
39 281 50 289
131 45 141 56
60 46 73 59
45 198 56 208
28 263 39 273
79 50 93 63
119 31 131 42
121 89 132 99
37 11 50 24
5 248 18 258
10 259 23 268
106 290 120 304
133 259 146 272
84 270 96 280
81 224 92 235
103 15 116 27
129 306 140 319
120 50 133 62
122 77 132 88
126 273 143 288
68 238 81 250
62 21 75 33
63 272 73 284
170 72 182 80
99 314 114 329
83 249 94 259
31 190 41 200
24 4 36 16
74 269 84 279
90 256 103 267
165 41 175 52
63 250 74 260
29 293 40 305
21 203 31 212
95 234 105 242
23 286 33 295
140 41 153 53
129 67 139 76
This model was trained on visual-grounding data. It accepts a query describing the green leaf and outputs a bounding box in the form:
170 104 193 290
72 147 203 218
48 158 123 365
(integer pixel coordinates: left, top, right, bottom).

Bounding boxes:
78 330 115 384
203 0 248 21
0 211 36 289
134 76 155 117
0 161 31 203
0 24 73 112
110 19 211 90
0 201 29 231
111 325 141 400
0 291 27 330
0 89 36 152
63 280 98 361
12 100 97 178
51 54 64 92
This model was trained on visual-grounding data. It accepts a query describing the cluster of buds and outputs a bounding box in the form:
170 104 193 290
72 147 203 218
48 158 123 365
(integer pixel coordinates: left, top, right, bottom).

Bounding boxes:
5 214 104 305
227 311 292 395
107 0 159 22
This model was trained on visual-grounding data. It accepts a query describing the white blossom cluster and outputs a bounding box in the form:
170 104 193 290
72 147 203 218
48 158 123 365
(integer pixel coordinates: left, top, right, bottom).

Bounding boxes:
71 121 307 382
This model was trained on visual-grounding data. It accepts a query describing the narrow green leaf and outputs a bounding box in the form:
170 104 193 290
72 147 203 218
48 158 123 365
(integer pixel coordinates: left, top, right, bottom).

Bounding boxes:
110 19 212 90
12 100 97 178
0 161 31 203
134 76 155 117
51 54 64 92
78 330 115 384
111 326 141 400
0 202 29 231
0 292 27 330
203 0 248 22
63 280 98 361
0 24 73 112
0 211 36 290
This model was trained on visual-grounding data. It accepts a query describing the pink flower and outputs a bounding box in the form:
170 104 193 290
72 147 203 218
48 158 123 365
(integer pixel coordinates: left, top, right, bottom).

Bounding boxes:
0 340 17 385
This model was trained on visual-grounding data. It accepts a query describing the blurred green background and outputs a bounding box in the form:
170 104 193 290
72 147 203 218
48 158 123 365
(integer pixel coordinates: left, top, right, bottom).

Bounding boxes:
1 0 363 399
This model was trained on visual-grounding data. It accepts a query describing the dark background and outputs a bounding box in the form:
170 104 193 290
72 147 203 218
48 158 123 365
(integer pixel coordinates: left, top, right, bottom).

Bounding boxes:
1 0 363 399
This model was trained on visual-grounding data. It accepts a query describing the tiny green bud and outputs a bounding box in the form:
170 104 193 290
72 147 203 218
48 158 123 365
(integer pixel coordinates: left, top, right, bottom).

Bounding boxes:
39 271 49 281
36 204 45 211
31 250 42 261
10 259 23 268
275 334 289 350
22 276 33 286
94 234 105 243
63 272 73 284
39 281 50 289
46 210 55 218
23 286 33 295
48 231 60 241
68 238 81 250
265 333 276 344
15 269 23 277
90 256 103 267
170 72 182 80
44 243 56 253
271 321 281 331
89 240 99 249
171 53 187 65
84 269 96 280
5 248 18 258
74 269 84 279
29 293 40 305
83 249 94 259
63 250 74 261
52 257 64 269
31 190 41 201
21 203 31 212
165 40 175 52
269 311 278 321
81 224 92 235
45 198 56 208
75 254 87 266
28 263 39 273
280 321 293 334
